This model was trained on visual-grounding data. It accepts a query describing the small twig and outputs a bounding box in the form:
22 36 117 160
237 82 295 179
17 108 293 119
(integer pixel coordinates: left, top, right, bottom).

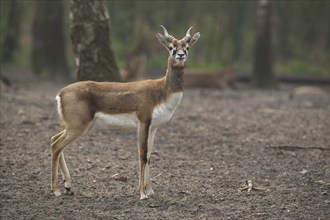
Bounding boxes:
253 186 267 191
267 145 329 151
315 180 330 187
148 204 160 208
111 173 119 178
238 180 267 193
247 180 253 193
151 173 162 181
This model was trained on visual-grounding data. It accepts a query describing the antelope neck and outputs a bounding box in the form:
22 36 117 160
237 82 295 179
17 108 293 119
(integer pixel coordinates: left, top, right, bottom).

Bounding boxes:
163 61 185 94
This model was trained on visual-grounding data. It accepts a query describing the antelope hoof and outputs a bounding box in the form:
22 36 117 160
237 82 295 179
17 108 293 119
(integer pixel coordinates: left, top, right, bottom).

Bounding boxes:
65 188 74 196
64 181 71 189
146 188 154 196
140 193 148 200
53 190 62 196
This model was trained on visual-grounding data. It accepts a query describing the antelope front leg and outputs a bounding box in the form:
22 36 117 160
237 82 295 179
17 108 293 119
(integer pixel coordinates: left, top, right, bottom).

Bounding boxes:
137 121 151 200
145 127 157 196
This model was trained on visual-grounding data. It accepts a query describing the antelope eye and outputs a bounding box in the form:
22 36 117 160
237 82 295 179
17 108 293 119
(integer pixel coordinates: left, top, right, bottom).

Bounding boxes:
186 47 190 50
168 46 173 50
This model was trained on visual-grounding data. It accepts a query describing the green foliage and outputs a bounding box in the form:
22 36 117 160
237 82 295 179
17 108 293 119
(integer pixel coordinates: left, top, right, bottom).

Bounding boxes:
276 60 329 76
109 0 329 76
1 0 329 77
146 54 167 69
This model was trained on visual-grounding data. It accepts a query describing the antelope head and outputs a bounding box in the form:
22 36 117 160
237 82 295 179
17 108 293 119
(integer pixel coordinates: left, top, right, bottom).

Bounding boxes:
156 25 200 68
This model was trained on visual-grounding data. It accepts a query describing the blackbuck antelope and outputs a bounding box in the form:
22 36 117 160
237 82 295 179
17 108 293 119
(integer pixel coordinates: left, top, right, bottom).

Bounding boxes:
51 26 200 199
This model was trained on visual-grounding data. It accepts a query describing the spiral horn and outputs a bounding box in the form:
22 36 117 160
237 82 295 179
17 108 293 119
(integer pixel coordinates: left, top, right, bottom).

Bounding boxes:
183 27 193 41
160 25 175 42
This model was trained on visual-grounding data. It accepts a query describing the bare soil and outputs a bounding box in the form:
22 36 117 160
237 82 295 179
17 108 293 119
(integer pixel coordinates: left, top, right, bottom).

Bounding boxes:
1 68 329 220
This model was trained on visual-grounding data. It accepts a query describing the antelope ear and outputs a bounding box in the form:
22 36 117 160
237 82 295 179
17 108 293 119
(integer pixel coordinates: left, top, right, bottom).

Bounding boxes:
188 32 200 48
156 33 170 50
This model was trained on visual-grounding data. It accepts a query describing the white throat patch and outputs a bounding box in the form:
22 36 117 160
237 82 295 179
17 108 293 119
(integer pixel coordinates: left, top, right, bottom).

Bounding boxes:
151 92 183 127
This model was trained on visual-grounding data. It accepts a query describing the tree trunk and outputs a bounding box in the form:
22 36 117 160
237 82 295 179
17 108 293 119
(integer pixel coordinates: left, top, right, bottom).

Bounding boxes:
70 0 121 82
252 0 277 89
1 0 21 63
31 0 69 78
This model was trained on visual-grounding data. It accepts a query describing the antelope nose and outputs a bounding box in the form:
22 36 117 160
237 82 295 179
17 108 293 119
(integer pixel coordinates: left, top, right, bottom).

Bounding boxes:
178 53 185 58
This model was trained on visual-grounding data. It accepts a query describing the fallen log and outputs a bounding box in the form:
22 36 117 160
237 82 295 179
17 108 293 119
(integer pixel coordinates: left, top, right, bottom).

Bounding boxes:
235 74 330 85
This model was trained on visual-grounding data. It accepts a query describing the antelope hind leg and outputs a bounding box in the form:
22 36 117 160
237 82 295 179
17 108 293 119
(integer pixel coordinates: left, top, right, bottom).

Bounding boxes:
59 152 74 195
51 127 85 196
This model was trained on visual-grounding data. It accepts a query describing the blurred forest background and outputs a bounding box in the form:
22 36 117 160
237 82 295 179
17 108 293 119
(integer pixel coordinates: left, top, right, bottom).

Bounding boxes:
0 0 329 82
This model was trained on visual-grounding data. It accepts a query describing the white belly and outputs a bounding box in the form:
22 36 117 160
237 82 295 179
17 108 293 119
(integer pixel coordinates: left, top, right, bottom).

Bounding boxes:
94 112 138 129
94 92 183 129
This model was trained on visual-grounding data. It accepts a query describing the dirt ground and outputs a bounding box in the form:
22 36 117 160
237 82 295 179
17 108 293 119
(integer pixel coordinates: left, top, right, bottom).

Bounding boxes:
0 68 329 220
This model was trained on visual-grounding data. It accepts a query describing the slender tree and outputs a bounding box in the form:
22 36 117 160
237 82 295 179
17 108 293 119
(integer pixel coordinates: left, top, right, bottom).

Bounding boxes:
31 0 69 78
1 0 21 63
252 0 277 88
70 0 121 82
